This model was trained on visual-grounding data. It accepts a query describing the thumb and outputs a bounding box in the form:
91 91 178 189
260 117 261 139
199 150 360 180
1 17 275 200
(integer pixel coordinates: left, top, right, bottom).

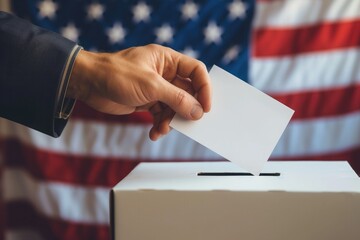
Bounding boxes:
158 79 204 120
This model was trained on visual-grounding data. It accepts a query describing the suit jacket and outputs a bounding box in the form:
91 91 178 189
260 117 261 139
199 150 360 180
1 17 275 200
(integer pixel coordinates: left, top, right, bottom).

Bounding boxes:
0 11 77 137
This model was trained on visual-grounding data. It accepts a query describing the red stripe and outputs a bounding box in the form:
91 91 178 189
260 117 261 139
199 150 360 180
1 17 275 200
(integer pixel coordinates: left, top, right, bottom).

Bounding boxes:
254 19 360 57
270 146 360 177
71 101 153 124
2 136 360 184
1 138 222 187
2 138 139 187
270 84 360 120
5 200 109 240
73 84 360 122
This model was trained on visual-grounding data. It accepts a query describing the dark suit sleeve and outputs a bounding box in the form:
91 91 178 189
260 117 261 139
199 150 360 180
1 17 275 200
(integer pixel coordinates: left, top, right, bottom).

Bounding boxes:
0 11 77 137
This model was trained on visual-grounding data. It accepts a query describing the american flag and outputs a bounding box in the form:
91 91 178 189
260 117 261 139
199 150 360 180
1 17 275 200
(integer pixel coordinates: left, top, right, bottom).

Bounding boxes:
0 0 359 239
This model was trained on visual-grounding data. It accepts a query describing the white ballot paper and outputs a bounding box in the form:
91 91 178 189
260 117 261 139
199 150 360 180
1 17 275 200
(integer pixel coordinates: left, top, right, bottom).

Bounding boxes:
170 66 294 175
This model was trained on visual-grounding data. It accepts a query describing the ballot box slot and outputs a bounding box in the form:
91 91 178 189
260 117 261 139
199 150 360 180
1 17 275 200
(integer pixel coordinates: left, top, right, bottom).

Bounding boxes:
197 172 280 176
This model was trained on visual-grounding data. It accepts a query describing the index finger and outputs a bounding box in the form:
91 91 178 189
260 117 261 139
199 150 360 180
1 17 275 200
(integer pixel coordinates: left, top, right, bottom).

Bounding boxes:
165 49 212 112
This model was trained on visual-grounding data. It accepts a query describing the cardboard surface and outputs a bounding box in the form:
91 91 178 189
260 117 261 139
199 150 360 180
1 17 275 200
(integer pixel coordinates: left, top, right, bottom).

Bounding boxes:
114 161 360 191
111 161 360 240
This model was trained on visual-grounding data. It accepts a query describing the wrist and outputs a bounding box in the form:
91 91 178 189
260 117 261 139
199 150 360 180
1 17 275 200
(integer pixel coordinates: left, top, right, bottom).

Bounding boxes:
67 49 95 101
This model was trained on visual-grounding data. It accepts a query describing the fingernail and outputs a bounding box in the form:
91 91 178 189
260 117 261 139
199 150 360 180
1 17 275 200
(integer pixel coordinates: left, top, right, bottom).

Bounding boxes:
190 104 204 119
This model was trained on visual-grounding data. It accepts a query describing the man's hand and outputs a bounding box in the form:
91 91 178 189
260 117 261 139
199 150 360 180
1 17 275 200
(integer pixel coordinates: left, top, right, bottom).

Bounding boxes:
67 44 211 141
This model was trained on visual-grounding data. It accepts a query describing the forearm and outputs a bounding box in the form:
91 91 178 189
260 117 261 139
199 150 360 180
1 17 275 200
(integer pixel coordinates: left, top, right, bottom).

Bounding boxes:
0 11 78 137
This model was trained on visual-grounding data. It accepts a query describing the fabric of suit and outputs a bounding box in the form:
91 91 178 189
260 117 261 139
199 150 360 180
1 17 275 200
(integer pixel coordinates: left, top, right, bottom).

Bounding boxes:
0 11 76 137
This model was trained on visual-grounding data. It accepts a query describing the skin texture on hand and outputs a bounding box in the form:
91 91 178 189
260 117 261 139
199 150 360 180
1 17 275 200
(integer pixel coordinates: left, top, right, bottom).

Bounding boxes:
67 44 211 141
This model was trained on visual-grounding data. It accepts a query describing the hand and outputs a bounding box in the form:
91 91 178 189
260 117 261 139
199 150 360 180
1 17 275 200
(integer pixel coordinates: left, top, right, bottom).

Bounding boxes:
67 44 211 141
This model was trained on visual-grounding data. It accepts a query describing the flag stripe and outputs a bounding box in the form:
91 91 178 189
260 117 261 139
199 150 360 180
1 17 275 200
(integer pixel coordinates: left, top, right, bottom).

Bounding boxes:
5 201 109 240
253 0 360 178
2 138 221 186
251 48 360 93
1 112 360 171
69 83 360 122
0 119 220 160
3 168 109 224
71 102 153 124
254 19 360 57
4 134 360 185
255 0 360 28
272 111 360 157
271 146 360 176
271 83 360 119
2 138 139 186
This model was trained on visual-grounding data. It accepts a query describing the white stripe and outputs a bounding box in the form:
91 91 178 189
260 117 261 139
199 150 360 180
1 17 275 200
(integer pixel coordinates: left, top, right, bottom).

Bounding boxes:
255 0 360 28
272 111 360 157
250 48 360 93
5 230 44 240
1 111 359 160
0 118 221 159
3 168 109 224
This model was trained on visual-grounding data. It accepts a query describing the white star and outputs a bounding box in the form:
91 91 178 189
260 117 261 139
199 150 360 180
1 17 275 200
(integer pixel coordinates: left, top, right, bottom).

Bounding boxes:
204 22 223 44
228 0 246 19
61 23 80 42
106 23 126 44
155 24 174 44
38 0 58 19
182 47 199 59
222 45 241 64
87 3 105 20
132 2 152 23
181 1 198 20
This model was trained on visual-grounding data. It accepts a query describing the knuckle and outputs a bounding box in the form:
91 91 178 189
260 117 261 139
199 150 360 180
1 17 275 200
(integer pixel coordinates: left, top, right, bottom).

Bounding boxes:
195 60 207 73
198 61 207 70
144 73 161 101
190 60 207 79
175 90 187 106
146 43 161 51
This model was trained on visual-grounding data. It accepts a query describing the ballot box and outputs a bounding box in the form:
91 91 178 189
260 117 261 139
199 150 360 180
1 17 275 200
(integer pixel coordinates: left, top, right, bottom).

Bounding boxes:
110 161 360 240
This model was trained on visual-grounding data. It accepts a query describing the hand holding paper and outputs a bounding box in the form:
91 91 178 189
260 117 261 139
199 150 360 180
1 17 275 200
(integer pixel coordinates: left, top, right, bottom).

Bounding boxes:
170 66 294 175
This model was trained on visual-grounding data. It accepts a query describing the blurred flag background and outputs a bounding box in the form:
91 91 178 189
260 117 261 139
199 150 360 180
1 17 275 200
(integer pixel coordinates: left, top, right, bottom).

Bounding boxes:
0 0 359 239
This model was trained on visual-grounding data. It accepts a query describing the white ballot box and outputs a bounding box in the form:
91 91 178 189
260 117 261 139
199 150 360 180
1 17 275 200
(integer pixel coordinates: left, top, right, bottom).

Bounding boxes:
110 161 360 240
